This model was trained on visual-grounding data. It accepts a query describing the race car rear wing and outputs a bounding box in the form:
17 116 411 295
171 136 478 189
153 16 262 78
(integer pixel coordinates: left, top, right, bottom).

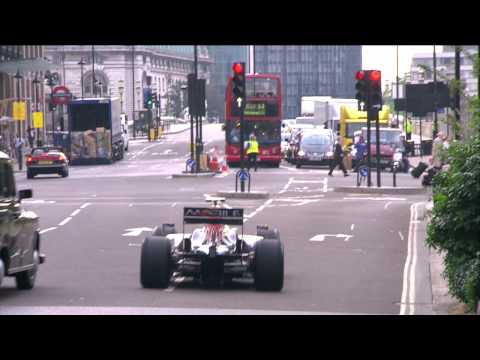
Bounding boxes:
183 207 244 226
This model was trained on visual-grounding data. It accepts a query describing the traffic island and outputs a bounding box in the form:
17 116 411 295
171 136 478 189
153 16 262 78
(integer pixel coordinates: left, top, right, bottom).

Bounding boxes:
172 171 217 178
215 191 270 199
334 186 427 195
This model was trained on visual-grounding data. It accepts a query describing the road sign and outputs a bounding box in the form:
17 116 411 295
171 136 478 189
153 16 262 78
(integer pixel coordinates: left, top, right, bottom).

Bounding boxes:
51 86 73 105
33 112 44 128
13 101 26 120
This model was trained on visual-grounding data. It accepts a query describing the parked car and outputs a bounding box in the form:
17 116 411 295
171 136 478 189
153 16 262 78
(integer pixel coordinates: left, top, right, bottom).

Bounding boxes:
0 151 46 290
26 146 69 179
293 130 335 168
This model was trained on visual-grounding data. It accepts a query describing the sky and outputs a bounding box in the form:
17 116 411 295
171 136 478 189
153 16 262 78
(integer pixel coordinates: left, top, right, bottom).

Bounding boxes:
362 45 440 89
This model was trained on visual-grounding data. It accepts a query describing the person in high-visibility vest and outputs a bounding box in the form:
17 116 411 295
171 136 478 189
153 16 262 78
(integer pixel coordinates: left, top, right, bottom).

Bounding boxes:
246 134 260 172
405 118 412 141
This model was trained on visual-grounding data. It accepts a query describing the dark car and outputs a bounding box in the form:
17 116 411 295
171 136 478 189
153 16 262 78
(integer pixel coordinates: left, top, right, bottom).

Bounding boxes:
294 131 335 168
0 151 45 290
26 146 69 179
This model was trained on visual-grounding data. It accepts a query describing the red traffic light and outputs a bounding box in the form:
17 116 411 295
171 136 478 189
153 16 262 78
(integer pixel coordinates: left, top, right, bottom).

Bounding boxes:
233 63 244 74
356 71 365 80
370 70 381 82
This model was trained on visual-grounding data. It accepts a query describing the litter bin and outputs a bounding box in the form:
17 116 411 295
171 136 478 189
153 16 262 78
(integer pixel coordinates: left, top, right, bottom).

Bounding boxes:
421 140 433 156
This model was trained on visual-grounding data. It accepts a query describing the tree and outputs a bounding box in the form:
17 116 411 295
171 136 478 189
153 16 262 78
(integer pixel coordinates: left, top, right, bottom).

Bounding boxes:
426 50 480 312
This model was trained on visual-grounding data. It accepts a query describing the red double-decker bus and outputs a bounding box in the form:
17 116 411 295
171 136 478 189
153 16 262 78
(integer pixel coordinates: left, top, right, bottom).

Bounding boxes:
225 74 282 167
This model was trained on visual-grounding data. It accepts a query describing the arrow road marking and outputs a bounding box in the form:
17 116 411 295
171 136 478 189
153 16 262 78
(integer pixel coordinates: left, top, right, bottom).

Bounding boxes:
310 234 354 242
122 227 154 237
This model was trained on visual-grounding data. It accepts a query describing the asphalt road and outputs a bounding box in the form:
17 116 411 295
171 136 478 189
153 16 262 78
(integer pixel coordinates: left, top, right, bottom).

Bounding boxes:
0 124 432 315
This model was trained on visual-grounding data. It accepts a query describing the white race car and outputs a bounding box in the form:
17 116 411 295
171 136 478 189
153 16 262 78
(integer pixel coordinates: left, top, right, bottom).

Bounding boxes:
140 197 284 290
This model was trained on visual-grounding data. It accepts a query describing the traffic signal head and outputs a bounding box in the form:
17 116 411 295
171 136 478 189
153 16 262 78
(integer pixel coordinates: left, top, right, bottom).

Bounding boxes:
143 88 152 109
232 62 246 102
369 70 382 108
355 71 368 109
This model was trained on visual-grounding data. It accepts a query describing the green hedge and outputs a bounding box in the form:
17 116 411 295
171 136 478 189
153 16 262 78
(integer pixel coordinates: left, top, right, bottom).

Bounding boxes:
426 133 480 312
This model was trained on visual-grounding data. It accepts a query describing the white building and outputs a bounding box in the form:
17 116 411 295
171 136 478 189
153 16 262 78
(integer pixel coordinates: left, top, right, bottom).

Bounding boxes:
45 45 212 127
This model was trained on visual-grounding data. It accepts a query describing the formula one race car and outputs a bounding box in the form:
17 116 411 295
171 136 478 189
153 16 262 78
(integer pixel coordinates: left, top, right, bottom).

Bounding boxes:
140 197 284 291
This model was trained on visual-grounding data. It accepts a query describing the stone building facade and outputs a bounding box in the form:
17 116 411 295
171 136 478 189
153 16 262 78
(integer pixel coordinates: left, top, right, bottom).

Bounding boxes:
45 45 212 129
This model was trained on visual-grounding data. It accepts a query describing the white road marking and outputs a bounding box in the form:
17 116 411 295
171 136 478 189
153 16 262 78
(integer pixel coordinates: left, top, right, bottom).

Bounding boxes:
58 217 72 226
351 224 355 231
23 200 56 204
280 165 295 171
222 203 232 209
400 202 422 315
343 197 407 201
310 234 354 242
129 204 133 207
398 231 404 241
70 209 81 217
39 227 57 234
279 177 294 194
80 203 91 209
122 227 154 237
409 204 420 315
244 199 273 222
384 201 393 210
323 178 328 193
171 202 177 207
128 243 142 247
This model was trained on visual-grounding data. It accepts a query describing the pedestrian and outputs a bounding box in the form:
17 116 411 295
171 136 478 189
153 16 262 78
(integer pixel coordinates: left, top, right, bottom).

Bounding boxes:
27 127 35 148
328 137 349 177
431 131 444 169
15 135 24 171
246 134 259 172
405 118 412 141
353 135 367 173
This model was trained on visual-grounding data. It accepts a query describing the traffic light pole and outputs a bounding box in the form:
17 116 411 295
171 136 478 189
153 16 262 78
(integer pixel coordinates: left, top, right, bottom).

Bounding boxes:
374 107 381 187
367 107 372 187
239 105 245 192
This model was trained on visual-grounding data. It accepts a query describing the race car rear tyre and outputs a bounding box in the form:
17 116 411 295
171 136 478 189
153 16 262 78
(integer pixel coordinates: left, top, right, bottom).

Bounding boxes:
140 236 172 289
61 168 69 178
254 238 284 292
27 169 34 179
152 224 176 237
257 227 280 240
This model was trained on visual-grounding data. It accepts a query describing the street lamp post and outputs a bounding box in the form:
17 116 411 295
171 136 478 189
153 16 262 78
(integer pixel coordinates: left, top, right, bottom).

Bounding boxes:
32 75 41 147
118 84 124 114
136 86 141 135
14 70 23 139
78 58 86 99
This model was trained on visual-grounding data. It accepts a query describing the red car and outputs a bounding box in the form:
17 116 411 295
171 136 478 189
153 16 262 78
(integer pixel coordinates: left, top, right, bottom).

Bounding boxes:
26 147 69 179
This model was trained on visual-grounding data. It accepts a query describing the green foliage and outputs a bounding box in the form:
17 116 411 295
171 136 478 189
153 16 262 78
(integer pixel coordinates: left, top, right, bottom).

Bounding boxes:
427 126 480 312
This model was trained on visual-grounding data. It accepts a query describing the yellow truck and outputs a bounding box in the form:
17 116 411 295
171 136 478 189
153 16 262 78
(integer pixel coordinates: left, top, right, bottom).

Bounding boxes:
339 105 391 147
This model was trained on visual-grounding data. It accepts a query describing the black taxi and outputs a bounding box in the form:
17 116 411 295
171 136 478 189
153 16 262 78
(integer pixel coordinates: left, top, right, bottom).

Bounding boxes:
0 151 45 290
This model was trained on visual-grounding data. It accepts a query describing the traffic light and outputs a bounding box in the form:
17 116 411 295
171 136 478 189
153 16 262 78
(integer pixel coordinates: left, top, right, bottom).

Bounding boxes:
143 88 152 109
150 92 157 108
355 70 368 110
368 70 382 109
232 62 246 104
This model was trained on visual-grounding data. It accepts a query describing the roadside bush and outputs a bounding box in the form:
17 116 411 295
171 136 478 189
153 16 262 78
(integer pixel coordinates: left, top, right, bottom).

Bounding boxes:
426 133 480 312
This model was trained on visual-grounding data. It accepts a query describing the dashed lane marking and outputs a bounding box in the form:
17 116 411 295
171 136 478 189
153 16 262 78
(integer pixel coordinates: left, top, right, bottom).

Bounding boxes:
58 217 72 226
39 227 57 234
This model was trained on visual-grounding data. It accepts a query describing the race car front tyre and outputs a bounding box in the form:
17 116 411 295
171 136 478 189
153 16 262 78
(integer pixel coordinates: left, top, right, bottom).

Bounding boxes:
152 224 176 237
140 236 172 289
254 238 284 291
27 169 34 179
